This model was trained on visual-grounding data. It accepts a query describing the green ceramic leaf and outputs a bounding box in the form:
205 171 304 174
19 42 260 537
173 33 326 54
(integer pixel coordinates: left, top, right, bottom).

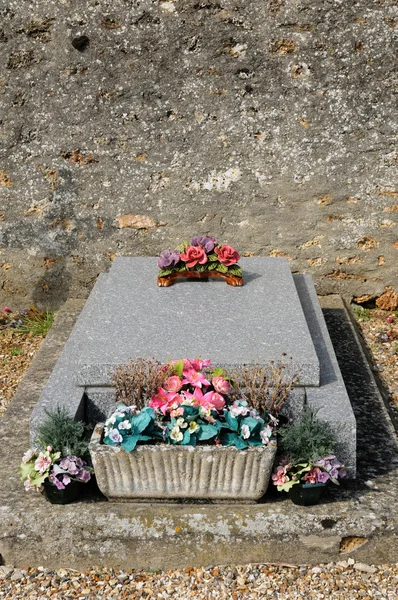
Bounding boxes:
197 423 218 441
216 263 228 273
228 264 242 277
121 435 139 452
224 411 239 431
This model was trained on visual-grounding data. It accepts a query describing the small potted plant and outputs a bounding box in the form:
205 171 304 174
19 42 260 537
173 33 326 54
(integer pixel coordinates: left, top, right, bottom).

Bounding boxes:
89 358 295 502
271 407 346 505
19 407 92 504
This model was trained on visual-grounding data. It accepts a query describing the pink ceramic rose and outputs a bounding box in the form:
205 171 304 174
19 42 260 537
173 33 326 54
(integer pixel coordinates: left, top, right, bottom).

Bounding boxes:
207 391 226 411
180 245 208 268
212 376 230 394
164 375 183 393
215 245 240 266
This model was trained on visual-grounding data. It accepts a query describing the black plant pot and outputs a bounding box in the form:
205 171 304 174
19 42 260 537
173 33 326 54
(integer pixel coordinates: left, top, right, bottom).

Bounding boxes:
288 483 325 506
42 480 81 504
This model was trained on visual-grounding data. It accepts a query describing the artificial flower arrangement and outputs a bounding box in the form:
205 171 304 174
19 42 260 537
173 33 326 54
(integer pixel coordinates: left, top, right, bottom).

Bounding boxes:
157 236 242 282
103 358 277 451
19 448 91 492
272 454 346 492
271 407 346 503
19 407 92 502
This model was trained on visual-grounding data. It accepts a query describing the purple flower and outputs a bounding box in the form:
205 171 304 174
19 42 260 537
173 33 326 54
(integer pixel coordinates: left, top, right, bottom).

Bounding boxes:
317 471 329 484
158 249 181 269
62 475 71 486
190 236 216 253
59 458 79 475
53 477 65 490
77 469 91 483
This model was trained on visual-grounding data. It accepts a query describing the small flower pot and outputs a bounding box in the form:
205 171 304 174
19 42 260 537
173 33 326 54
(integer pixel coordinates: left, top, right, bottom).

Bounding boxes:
288 483 325 506
42 480 81 505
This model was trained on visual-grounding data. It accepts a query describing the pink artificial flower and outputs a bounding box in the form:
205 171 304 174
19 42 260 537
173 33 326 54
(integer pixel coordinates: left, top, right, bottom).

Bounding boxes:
192 388 225 411
170 407 184 418
34 453 51 475
182 368 210 388
46 446 52 452
3 307 12 313
386 316 394 323
215 245 240 266
24 476 34 491
212 376 230 394
164 376 183 393
22 449 35 463
190 358 212 371
180 245 208 268
272 466 289 487
304 467 321 484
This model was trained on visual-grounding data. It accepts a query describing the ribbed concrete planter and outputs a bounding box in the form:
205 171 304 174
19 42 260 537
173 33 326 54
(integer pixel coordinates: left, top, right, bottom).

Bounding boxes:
89 423 277 503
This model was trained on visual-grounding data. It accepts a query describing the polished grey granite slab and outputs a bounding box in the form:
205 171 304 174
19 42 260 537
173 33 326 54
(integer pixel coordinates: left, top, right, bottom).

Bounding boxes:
76 257 320 387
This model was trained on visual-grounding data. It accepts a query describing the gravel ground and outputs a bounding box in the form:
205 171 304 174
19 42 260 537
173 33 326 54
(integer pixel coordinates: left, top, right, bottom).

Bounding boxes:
1 303 398 598
1 562 398 599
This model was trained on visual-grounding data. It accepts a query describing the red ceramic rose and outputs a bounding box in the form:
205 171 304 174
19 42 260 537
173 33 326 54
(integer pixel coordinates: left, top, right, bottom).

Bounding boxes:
215 245 240 266
180 245 208 268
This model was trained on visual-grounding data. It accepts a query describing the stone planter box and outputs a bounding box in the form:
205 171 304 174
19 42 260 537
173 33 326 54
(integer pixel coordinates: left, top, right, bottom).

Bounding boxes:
89 423 277 503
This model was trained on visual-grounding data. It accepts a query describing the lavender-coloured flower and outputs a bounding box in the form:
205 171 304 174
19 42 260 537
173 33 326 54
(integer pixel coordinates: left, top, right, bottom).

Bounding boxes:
54 477 65 490
109 428 123 443
317 471 329 483
190 236 216 253
59 458 79 475
158 249 181 269
77 468 91 483
62 475 71 486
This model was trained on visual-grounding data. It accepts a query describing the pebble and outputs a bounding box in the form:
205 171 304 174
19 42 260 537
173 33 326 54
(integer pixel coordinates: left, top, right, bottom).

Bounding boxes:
1 563 398 599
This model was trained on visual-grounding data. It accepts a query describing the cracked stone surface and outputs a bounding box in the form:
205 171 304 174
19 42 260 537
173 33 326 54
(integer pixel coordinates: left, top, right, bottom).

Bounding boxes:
0 0 397 307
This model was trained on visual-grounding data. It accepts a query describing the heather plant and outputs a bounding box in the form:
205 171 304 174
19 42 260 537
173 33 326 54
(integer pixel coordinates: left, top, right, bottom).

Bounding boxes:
230 362 297 417
277 406 336 463
36 406 89 457
112 358 172 410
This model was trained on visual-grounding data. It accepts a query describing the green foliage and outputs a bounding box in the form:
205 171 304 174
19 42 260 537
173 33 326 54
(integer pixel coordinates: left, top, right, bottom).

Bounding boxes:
37 406 89 457
228 264 242 277
18 309 54 336
175 241 189 252
10 348 24 356
207 253 218 262
351 304 370 322
207 263 218 271
216 263 228 273
195 264 208 272
158 268 173 277
278 407 336 463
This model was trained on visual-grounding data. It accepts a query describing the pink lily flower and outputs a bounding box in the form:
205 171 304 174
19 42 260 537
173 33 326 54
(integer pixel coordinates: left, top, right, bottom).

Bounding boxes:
182 368 210 388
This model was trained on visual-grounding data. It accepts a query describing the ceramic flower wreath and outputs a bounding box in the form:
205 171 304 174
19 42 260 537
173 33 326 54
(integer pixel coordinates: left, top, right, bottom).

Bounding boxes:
157 236 243 286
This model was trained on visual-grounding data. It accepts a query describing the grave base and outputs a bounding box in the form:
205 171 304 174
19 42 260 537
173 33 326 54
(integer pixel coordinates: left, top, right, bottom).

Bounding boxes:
1 298 398 569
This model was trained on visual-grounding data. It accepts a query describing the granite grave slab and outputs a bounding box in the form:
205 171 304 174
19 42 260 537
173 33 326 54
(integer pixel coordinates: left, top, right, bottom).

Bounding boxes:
30 257 356 475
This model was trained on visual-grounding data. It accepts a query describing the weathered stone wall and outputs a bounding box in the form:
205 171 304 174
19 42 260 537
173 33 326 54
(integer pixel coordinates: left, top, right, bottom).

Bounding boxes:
0 0 397 308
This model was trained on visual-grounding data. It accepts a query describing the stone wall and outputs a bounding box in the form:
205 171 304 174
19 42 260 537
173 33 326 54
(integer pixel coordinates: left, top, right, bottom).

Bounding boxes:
0 0 397 308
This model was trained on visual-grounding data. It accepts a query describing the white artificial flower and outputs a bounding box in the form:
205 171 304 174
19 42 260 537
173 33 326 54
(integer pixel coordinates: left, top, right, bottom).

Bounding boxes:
118 420 131 430
170 426 183 442
241 424 250 439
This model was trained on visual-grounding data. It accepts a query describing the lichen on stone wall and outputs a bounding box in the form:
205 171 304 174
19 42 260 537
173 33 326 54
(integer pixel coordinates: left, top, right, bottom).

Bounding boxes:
0 0 397 306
